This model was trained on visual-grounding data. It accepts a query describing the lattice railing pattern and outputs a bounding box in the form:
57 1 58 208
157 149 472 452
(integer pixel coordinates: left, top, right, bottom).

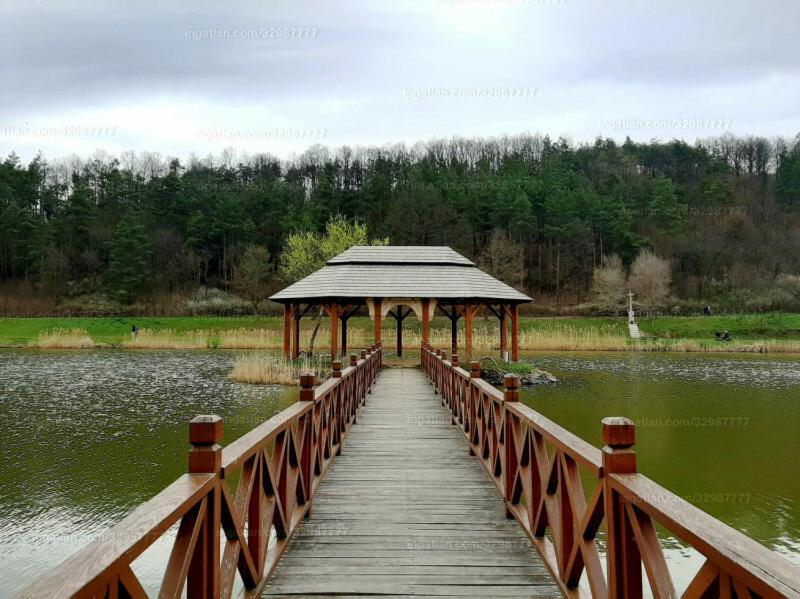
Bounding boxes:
422 345 800 599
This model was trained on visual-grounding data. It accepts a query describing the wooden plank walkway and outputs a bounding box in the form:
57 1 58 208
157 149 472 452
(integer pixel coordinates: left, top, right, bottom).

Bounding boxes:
262 367 561 598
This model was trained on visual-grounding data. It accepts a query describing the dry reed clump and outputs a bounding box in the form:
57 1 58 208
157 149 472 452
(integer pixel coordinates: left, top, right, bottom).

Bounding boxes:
29 328 96 349
228 353 331 385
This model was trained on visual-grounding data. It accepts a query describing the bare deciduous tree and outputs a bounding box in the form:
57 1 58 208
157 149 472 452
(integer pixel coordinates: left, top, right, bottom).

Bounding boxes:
628 249 671 310
590 254 626 312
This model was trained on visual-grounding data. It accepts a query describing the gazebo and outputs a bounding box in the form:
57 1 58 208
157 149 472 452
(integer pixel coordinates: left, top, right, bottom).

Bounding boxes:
270 246 531 361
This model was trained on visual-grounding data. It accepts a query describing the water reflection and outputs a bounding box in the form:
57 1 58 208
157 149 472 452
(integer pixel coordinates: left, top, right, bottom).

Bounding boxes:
0 349 295 595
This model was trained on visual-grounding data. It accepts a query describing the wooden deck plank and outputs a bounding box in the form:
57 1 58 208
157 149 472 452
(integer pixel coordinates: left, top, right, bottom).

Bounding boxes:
261 368 561 598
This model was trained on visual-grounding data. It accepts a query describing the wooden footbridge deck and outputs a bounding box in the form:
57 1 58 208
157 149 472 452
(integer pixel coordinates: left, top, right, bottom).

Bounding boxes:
18 346 800 599
263 367 559 598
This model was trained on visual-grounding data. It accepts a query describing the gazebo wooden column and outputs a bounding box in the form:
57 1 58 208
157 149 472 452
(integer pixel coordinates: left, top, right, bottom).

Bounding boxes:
437 304 461 355
500 304 508 358
373 298 382 346
464 303 476 357
292 305 301 359
339 305 358 357
511 303 519 361
327 304 339 360
283 304 292 359
388 306 413 357
421 298 431 346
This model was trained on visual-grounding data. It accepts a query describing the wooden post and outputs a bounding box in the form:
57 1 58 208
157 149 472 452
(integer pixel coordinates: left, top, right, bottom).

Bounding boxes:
451 353 459 368
341 315 348 357
373 298 382 346
283 304 292 359
187 415 222 598
450 308 458 355
510 303 519 362
332 360 342 378
500 304 507 359
350 353 358 367
421 298 430 346
470 360 480 379
393 306 403 357
329 304 339 360
292 306 301 359
503 375 520 519
465 303 475 358
299 372 315 402
602 417 641 599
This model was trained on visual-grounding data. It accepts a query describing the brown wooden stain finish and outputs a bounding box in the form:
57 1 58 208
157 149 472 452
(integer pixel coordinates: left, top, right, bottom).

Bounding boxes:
421 346 800 599
17 348 383 599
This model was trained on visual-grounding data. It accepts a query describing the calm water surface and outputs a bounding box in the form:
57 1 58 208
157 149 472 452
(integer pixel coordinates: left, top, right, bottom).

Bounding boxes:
0 349 296 595
1 350 798 595
522 351 800 589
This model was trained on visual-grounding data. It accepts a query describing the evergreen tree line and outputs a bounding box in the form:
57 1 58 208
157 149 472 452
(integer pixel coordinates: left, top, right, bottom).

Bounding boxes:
1 132 800 314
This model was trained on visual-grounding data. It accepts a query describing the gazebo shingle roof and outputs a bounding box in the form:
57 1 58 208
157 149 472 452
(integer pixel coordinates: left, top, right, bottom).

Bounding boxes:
270 246 531 303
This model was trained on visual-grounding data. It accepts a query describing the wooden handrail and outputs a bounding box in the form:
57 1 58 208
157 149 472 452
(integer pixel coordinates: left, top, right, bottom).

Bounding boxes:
421 345 800 599
17 347 382 599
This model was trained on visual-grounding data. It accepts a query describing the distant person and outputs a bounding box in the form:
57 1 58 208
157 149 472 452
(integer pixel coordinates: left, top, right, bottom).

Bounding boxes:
704 305 712 317
131 324 138 339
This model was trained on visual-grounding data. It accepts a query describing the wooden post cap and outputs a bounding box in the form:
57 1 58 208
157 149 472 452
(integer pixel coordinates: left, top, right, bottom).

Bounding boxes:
441 350 449 361
189 415 222 445
435 348 441 357
470 361 481 378
451 354 459 366
602 417 636 448
300 372 316 388
332 361 342 378
360 350 367 359
504 375 520 402
350 354 358 366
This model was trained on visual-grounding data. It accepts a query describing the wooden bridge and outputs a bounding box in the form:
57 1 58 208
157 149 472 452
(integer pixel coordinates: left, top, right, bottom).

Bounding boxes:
18 346 800 599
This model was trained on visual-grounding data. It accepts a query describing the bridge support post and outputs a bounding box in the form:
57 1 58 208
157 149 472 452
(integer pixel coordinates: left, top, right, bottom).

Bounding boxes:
187 415 222 598
602 417 641 599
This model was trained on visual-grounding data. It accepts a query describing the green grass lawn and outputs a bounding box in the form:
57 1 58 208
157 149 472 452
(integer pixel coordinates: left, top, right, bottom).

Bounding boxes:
1 313 799 347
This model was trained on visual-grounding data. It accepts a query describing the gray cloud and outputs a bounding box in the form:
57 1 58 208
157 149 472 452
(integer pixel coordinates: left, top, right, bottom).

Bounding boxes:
1 0 798 160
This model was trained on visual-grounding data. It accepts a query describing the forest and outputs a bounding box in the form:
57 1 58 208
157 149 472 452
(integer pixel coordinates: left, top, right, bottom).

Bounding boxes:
1 132 799 315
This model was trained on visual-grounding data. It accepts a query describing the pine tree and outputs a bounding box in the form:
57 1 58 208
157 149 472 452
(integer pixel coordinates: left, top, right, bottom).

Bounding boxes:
107 212 151 303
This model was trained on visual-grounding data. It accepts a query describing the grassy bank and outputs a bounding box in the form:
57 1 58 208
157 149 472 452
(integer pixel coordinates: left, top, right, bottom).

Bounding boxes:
2 314 800 353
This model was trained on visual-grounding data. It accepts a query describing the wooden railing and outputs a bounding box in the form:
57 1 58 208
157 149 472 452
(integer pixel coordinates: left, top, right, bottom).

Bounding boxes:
18 346 383 599
422 345 800 599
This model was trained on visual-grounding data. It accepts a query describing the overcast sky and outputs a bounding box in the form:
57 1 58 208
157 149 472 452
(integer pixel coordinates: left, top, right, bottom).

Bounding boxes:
1 0 799 161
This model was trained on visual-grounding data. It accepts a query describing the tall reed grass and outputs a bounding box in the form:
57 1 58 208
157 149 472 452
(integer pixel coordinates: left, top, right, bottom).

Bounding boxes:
97 323 800 354
228 353 331 385
28 328 96 349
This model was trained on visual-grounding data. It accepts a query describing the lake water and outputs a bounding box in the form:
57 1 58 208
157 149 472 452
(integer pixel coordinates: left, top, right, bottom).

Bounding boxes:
0 349 797 595
522 351 800 588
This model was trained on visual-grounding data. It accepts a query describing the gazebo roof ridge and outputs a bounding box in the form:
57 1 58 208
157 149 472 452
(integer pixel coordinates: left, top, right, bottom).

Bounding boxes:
326 245 475 266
